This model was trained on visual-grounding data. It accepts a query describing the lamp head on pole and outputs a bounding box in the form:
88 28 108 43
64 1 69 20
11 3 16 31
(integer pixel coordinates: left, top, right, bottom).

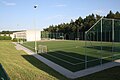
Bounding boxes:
34 5 38 9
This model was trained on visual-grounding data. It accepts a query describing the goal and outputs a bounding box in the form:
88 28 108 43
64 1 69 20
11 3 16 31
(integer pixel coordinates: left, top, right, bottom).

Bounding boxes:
38 45 47 53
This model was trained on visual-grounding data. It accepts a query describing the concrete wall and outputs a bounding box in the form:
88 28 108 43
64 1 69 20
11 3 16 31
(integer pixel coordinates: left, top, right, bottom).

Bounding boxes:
13 31 26 39
10 34 14 39
26 30 41 41
11 30 41 41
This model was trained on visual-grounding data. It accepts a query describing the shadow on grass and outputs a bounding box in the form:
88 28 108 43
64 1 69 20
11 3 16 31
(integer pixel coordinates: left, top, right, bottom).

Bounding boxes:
21 55 68 80
39 51 111 72
75 66 120 80
21 50 116 79
0 64 10 80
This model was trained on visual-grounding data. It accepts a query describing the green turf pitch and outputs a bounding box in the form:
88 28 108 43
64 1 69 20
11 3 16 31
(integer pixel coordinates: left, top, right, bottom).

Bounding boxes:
22 40 120 72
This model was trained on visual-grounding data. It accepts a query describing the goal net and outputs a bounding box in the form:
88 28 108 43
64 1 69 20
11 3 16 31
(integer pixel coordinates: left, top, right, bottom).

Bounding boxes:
38 45 47 53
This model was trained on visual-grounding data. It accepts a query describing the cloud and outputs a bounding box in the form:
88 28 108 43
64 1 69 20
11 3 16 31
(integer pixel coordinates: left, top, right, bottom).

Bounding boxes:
2 1 16 6
55 4 66 7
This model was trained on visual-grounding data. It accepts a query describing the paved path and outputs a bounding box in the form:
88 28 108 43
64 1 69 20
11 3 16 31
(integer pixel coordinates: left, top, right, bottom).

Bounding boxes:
13 42 120 79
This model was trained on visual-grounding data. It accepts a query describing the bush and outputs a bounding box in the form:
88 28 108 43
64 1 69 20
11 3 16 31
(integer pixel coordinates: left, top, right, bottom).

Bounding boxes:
12 38 17 42
0 36 12 40
4 36 12 40
0 36 4 40
12 38 27 42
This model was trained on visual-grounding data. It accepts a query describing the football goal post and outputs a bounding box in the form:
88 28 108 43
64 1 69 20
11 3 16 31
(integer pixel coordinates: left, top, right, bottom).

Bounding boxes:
38 45 47 53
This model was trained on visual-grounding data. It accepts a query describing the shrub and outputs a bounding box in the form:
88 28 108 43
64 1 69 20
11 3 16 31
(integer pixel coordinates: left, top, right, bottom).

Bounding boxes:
0 36 12 40
12 38 26 42
0 36 4 40
4 36 12 40
12 38 17 42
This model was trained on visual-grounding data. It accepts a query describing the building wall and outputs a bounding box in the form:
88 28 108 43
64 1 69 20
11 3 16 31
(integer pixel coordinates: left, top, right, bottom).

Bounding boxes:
12 30 41 41
26 30 41 41
13 31 26 39
0 34 14 39
0 34 10 36
10 34 14 39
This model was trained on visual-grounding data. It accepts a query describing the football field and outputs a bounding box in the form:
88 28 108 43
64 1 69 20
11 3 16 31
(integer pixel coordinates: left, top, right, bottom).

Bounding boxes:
22 40 120 72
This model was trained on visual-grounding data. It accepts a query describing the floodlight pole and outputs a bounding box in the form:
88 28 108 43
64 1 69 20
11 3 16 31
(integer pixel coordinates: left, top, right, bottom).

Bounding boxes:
100 18 103 66
34 5 38 53
112 19 114 61
78 23 83 40
77 25 79 40
85 32 87 69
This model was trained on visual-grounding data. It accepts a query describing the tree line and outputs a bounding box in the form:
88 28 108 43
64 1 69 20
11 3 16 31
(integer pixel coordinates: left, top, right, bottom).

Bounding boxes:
0 31 17 34
43 11 120 34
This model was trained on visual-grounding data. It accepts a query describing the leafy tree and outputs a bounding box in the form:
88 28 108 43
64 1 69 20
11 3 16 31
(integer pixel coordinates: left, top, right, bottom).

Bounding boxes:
106 10 114 18
43 11 120 40
96 14 102 20
114 11 120 19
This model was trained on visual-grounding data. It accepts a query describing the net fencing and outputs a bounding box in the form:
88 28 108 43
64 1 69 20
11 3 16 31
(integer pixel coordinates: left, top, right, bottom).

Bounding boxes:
85 18 120 68
41 32 64 40
41 31 85 40
21 18 120 71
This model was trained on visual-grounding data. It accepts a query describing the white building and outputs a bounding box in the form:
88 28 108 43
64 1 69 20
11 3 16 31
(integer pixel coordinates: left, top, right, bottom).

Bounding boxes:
0 33 14 38
13 30 41 41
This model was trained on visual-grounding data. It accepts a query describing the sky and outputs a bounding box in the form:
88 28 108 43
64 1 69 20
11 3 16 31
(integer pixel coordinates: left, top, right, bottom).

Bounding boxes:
0 0 120 31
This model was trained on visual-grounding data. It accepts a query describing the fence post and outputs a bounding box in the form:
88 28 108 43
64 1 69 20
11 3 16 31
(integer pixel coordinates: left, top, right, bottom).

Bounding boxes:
85 32 87 69
100 18 103 66
112 19 114 61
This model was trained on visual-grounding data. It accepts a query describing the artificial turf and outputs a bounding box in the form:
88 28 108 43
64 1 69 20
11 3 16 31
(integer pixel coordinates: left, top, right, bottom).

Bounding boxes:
22 40 120 72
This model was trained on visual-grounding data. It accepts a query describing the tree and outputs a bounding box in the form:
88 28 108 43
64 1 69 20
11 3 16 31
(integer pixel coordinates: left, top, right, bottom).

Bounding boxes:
96 14 102 20
114 11 120 19
106 10 114 18
43 11 120 36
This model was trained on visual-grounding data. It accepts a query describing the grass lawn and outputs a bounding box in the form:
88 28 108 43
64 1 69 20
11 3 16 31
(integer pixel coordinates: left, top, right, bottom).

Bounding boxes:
0 41 67 80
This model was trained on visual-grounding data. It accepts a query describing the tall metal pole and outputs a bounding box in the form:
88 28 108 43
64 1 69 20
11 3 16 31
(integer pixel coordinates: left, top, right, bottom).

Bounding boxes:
34 5 38 53
77 25 79 40
85 32 87 69
112 19 114 61
100 18 102 65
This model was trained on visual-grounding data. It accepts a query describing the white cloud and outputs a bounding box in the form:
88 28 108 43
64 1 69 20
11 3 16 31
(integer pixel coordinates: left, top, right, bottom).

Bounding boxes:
2 1 16 6
55 4 66 7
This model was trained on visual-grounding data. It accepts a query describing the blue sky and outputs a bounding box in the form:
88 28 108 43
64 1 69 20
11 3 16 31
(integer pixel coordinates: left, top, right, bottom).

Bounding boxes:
0 0 120 31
